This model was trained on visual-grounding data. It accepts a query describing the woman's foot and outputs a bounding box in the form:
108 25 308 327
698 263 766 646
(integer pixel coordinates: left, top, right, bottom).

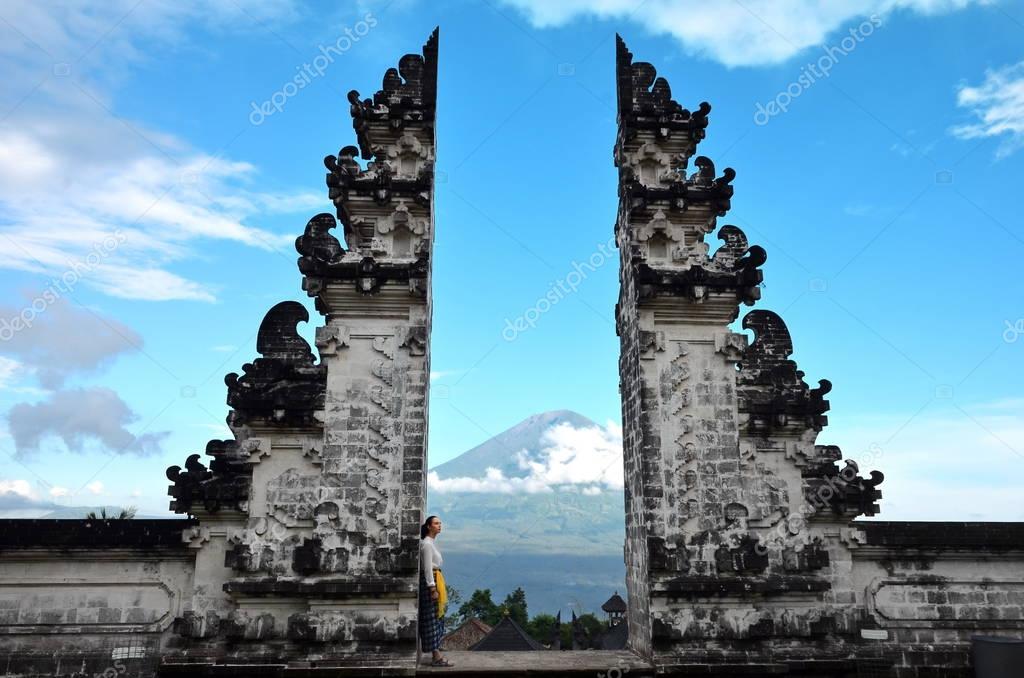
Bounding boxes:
431 656 453 666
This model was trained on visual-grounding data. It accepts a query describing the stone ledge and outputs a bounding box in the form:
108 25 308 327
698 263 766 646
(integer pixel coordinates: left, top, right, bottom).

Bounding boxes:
651 575 831 597
161 663 416 677
654 658 860 675
223 578 417 597
856 521 1024 549
0 518 196 550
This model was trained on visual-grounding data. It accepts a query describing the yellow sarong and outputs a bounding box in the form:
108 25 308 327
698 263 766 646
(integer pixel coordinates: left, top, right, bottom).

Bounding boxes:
434 567 447 619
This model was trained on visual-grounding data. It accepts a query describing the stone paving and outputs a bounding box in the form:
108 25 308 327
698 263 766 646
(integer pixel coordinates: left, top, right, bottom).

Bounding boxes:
417 650 650 675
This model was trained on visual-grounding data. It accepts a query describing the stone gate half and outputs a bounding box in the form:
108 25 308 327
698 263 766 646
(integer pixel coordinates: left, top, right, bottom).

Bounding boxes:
614 35 1024 675
161 29 440 672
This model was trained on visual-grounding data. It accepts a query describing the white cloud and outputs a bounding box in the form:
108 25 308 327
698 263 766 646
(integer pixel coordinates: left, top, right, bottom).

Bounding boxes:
0 479 34 500
0 126 320 302
86 481 105 495
429 420 624 494
517 420 624 489
951 61 1024 158
49 486 70 498
428 466 556 494
0 478 59 515
498 0 988 67
0 1 320 303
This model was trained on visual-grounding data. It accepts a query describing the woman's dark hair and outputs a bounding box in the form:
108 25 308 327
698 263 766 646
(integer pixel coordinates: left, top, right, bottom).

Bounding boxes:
420 515 439 539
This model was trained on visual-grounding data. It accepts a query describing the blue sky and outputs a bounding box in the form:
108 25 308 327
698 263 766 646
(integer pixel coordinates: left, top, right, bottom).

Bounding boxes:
0 0 1022 521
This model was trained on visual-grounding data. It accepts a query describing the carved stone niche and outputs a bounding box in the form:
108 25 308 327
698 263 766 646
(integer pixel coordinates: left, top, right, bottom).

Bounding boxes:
386 131 433 179
375 203 429 259
626 142 677 187
344 205 429 260
635 209 692 265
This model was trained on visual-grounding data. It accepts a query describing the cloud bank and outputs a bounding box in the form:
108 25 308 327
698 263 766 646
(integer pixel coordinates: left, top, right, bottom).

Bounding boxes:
0 301 141 389
498 0 988 67
0 301 171 458
7 387 169 458
0 479 59 513
0 1 318 303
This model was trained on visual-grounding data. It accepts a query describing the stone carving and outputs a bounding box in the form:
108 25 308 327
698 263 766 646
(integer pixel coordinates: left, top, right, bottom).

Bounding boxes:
616 34 710 143
224 301 326 430
295 212 344 266
737 309 831 433
166 446 249 515
266 468 320 521
348 28 438 160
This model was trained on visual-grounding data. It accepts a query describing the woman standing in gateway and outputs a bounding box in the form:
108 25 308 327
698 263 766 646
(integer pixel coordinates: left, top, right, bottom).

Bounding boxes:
419 515 453 667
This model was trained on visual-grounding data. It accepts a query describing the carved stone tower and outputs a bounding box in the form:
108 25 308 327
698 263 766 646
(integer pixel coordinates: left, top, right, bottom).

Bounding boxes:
614 36 884 670
162 30 438 672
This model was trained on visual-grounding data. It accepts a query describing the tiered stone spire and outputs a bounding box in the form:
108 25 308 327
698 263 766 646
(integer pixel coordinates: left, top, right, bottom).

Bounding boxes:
614 35 882 668
162 30 438 670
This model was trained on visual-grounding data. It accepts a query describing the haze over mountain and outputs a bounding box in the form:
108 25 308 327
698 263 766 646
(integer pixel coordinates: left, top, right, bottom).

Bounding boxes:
426 410 627 617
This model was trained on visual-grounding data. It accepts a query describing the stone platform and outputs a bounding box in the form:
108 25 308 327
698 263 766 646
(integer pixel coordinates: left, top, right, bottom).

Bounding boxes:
417 650 651 676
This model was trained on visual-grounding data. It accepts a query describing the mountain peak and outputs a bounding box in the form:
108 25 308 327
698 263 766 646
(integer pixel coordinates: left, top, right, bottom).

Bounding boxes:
429 410 598 479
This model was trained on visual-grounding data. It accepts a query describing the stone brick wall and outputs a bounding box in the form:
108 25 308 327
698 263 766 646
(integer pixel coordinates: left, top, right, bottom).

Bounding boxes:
847 522 1024 677
0 520 194 677
616 197 653 658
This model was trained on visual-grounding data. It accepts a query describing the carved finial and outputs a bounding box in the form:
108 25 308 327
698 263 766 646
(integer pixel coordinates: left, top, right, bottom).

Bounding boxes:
742 310 793 362
738 310 833 432
716 225 749 256
616 34 711 140
255 302 315 363
347 29 439 159
692 156 716 186
295 213 344 263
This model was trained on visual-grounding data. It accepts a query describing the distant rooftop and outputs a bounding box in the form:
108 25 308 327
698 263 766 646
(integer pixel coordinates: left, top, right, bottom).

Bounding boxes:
443 617 493 651
469 616 545 652
601 591 627 613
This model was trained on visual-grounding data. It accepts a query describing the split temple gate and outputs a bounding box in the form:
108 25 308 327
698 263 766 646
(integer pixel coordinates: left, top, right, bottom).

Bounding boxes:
0 31 1022 678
